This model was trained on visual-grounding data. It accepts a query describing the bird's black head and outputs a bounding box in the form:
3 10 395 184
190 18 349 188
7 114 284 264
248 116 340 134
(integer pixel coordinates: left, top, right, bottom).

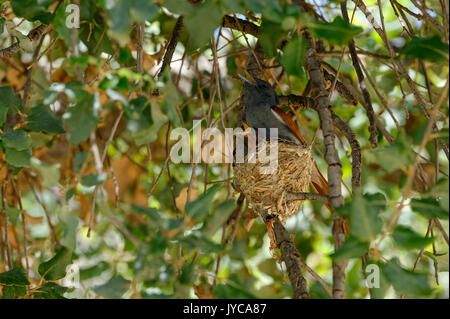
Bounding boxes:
241 76 279 108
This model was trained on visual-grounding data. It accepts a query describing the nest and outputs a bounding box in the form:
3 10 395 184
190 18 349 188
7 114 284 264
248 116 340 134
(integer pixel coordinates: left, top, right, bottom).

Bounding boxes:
232 139 314 223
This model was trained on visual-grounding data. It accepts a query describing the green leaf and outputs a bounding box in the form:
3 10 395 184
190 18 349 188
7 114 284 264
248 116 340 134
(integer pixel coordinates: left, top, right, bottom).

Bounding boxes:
132 103 168 145
245 0 265 13
4 147 31 168
27 104 65 135
0 17 5 34
378 71 398 94
34 282 68 299
179 263 195 285
372 131 414 172
259 19 284 58
382 258 432 298
81 173 108 187
402 36 449 62
133 245 171 283
6 205 21 226
365 261 390 299
38 247 73 280
162 0 194 15
65 188 75 201
330 237 369 260
45 82 89 104
0 104 7 128
438 128 449 143
424 178 449 211
79 0 97 21
148 232 168 254
160 70 182 127
0 86 22 125
281 16 297 31
392 225 435 250
63 93 100 144
10 0 53 22
280 35 306 77
94 275 130 299
130 0 160 23
183 0 223 50
222 0 246 13
202 199 236 237
1 129 31 151
0 268 30 286
79 15 114 56
411 197 449 220
60 210 79 251
54 4 73 48
181 232 224 253
185 184 221 220
214 276 257 298
130 204 165 229
2 285 27 298
423 252 449 272
105 89 129 106
336 191 385 242
80 262 109 281
107 0 160 46
307 16 363 45
245 0 283 23
72 151 89 173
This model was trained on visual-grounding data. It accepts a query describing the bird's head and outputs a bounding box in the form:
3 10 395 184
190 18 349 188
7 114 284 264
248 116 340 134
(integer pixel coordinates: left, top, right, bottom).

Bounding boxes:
239 74 279 107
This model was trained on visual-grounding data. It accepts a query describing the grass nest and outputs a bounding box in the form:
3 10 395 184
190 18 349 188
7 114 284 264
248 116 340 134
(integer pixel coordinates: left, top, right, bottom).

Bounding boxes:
232 139 314 223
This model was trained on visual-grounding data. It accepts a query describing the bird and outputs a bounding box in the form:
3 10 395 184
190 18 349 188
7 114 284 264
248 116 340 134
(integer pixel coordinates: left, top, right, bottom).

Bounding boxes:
239 74 331 211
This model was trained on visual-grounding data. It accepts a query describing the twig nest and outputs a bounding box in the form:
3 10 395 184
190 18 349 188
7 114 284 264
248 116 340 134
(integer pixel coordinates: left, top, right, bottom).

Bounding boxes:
233 139 314 223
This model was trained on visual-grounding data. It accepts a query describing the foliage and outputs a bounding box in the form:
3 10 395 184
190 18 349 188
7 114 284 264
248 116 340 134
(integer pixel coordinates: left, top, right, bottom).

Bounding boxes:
0 0 448 299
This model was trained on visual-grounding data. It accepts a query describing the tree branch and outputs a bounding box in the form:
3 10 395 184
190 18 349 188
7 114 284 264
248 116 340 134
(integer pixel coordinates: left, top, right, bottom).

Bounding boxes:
331 111 362 189
341 1 378 148
285 192 330 204
256 208 310 299
323 70 357 106
352 0 449 160
222 15 260 37
158 16 184 78
302 30 347 299
278 94 316 110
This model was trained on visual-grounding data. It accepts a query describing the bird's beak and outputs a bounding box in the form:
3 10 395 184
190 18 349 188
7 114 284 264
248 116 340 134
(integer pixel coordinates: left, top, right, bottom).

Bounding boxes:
238 70 256 85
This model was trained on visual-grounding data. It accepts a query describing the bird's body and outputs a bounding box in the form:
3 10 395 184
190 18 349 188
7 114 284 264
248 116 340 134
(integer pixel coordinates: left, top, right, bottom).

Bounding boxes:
240 76 331 210
243 79 300 143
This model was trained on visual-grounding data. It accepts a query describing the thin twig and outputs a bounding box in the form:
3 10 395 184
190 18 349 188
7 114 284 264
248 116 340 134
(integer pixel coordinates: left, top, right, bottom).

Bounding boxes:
353 0 449 160
285 192 330 204
158 16 183 78
341 1 378 148
1 180 12 270
433 219 449 246
377 78 446 246
412 219 433 271
10 179 29 275
136 22 145 74
331 111 362 189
